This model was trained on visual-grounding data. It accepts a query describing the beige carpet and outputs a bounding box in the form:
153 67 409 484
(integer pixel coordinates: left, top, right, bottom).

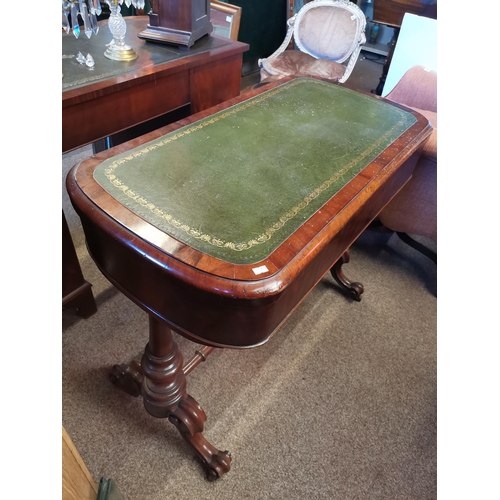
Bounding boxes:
62 54 437 499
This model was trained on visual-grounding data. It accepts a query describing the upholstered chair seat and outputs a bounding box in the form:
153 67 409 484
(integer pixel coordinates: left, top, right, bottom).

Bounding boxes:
258 0 366 84
260 50 347 81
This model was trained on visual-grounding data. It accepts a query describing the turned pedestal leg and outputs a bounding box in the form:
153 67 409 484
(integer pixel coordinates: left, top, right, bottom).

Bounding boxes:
111 315 231 481
330 250 364 302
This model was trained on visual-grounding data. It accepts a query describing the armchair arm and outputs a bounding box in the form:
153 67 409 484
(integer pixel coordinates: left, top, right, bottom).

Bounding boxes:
384 65 437 112
338 31 366 83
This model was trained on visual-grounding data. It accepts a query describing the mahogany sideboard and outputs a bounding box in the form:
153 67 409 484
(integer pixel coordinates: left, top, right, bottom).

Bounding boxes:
62 16 248 317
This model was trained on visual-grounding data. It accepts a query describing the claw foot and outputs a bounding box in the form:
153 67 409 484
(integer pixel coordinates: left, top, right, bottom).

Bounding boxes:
330 250 364 302
169 395 232 480
197 450 232 481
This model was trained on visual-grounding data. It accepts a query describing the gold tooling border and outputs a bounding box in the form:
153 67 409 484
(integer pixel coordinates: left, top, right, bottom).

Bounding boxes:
101 79 411 253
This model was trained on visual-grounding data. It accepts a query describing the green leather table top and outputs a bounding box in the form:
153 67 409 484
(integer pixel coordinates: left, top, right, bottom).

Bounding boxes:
62 16 230 91
93 78 417 265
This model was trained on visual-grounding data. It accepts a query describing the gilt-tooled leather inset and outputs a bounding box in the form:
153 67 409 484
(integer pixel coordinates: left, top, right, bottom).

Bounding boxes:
93 78 417 264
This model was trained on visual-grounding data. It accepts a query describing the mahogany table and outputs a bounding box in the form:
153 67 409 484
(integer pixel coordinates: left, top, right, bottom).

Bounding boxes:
62 16 248 317
66 77 432 479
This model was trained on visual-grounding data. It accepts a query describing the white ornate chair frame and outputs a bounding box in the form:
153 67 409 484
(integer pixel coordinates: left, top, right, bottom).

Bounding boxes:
258 0 366 84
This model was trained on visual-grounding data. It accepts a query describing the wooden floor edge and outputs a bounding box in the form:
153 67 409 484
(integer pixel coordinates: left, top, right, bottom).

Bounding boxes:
62 426 98 498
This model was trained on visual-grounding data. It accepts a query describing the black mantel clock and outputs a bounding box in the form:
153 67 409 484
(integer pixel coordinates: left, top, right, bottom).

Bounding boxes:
138 0 213 47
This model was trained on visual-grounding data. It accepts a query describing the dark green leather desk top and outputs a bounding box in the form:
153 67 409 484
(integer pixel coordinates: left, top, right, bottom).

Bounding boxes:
62 16 230 91
93 78 417 265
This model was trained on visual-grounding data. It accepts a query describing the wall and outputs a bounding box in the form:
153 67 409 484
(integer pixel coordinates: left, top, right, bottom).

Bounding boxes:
359 0 395 45
221 0 287 72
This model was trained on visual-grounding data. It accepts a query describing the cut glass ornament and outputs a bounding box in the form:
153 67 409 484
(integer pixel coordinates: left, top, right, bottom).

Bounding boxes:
75 51 95 68
81 3 92 38
62 10 70 33
90 12 99 35
71 4 80 38
63 0 102 39
85 54 95 67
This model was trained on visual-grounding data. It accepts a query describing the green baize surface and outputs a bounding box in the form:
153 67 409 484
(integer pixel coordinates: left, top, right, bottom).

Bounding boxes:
94 78 416 265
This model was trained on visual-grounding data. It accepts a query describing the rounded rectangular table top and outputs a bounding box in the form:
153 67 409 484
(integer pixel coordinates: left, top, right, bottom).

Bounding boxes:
92 78 417 266
67 77 432 347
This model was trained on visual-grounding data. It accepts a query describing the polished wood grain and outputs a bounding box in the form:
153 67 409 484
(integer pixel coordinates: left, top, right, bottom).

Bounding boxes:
372 0 437 28
138 0 212 47
141 316 231 480
330 250 364 301
62 17 248 153
67 77 432 348
66 77 432 480
62 16 248 319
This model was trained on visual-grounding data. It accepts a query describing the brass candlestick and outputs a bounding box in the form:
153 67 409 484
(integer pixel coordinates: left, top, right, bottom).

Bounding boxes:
104 0 139 61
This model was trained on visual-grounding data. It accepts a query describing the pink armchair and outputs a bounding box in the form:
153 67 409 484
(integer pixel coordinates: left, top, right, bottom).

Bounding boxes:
377 65 437 262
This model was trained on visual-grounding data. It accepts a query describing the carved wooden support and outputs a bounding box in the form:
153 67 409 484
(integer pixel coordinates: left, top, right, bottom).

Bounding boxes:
110 344 215 396
109 315 230 480
183 346 215 376
109 360 143 397
330 250 364 301
168 396 231 481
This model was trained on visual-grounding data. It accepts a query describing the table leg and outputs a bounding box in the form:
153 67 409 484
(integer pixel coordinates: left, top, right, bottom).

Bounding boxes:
112 315 232 480
330 250 364 302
